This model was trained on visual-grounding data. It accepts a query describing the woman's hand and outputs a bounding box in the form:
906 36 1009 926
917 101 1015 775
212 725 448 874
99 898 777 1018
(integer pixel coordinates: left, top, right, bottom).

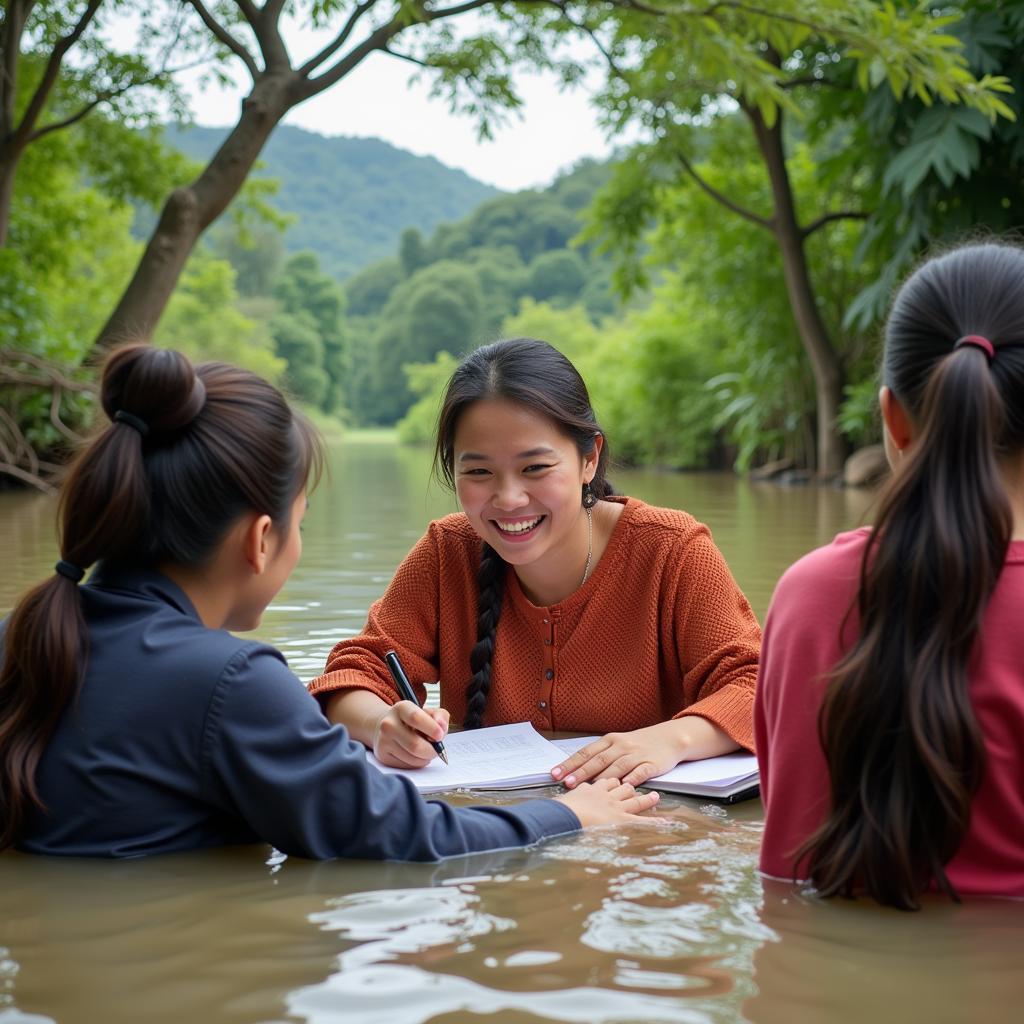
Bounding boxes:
372 701 450 769
554 777 662 827
551 717 738 789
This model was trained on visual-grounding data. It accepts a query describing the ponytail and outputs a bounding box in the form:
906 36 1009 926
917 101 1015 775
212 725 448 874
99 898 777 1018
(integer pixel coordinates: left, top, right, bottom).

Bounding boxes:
0 344 322 850
800 243 1024 908
0 574 88 848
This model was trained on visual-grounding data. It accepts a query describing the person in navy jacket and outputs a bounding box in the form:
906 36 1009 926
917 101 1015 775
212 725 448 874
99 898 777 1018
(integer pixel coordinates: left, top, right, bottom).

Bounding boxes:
0 345 659 860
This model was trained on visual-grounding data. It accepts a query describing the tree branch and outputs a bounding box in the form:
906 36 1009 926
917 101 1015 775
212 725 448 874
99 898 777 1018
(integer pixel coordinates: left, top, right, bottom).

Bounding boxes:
242 0 290 71
380 46 432 70
801 209 869 239
10 0 103 150
0 349 94 391
302 0 505 99
298 0 380 77
0 460 56 494
1 0 34 138
183 0 259 79
673 145 774 230
27 59 207 142
50 387 82 442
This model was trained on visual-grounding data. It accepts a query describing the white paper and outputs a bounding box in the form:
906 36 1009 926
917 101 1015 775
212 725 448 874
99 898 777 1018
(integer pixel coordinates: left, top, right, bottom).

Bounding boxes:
367 722 564 793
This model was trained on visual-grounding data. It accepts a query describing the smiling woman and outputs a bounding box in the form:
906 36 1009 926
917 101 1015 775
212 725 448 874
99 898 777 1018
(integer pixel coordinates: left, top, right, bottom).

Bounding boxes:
312 339 762 789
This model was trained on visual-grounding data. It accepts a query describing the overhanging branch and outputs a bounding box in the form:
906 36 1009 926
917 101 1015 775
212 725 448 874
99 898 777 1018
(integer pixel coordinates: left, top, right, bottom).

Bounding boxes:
184 0 259 79
801 209 868 238
673 146 774 230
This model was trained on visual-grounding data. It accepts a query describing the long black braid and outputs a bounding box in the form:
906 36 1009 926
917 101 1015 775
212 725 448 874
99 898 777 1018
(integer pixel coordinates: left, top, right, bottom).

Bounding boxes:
463 542 506 729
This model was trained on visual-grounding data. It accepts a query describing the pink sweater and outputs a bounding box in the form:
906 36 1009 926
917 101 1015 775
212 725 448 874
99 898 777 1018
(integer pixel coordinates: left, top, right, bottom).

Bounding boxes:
756 528 1024 898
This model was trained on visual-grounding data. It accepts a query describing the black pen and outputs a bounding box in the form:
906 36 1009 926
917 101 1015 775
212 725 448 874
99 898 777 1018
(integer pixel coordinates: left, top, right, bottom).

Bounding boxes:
383 649 449 765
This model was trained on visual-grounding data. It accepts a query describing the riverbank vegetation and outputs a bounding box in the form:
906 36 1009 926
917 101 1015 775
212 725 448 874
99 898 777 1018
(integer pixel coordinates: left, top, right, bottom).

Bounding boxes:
3 1 1023 491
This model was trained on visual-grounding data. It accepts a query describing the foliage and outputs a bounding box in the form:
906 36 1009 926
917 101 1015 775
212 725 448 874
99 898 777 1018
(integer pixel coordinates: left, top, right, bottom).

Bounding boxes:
524 250 588 305
154 249 284 382
502 298 721 469
396 351 460 444
577 0 1016 473
345 160 615 426
840 1 1024 327
208 221 286 298
273 252 349 415
0 132 140 360
164 124 499 280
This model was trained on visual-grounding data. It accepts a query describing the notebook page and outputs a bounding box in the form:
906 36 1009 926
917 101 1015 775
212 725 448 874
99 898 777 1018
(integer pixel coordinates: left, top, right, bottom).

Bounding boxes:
367 722 564 792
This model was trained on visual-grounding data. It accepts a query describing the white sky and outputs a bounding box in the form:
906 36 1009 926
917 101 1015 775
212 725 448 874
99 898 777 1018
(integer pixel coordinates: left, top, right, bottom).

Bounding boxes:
169 15 622 192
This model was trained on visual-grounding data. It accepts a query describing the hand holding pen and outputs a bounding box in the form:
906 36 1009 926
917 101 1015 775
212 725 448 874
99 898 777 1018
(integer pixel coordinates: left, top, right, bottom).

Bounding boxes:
381 650 449 765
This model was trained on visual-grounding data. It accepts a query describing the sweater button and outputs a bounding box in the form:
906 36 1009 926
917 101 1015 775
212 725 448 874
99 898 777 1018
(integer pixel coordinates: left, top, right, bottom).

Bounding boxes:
538 700 547 709
544 639 551 645
545 669 554 680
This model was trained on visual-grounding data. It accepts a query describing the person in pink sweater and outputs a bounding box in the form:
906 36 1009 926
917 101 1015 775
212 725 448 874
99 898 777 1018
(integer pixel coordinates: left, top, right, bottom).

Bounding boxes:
756 242 1024 907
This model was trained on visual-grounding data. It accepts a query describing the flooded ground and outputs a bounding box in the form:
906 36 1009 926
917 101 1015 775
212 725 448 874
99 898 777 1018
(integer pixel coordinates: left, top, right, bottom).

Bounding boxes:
2 438 1021 1024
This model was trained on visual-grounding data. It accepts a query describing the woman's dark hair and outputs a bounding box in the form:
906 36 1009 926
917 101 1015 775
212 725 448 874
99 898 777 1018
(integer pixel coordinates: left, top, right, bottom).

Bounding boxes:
433 338 612 729
0 344 323 850
800 243 1024 909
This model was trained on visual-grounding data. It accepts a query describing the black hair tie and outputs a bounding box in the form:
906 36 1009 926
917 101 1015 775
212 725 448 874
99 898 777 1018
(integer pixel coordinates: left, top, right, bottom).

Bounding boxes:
114 410 150 436
55 560 86 583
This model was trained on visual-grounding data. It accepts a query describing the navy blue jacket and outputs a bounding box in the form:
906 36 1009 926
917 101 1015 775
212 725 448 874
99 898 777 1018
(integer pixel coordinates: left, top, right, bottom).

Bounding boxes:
4 564 579 859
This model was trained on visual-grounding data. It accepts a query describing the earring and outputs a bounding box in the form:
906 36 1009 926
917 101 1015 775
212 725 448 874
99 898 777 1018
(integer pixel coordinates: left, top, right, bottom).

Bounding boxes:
582 482 597 509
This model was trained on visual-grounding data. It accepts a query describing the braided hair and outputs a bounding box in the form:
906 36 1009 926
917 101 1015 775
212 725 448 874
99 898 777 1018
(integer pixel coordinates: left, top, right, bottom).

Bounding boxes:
433 339 613 729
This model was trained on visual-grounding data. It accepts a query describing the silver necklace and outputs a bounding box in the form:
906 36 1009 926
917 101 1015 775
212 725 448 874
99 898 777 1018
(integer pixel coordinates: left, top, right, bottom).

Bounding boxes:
580 505 593 587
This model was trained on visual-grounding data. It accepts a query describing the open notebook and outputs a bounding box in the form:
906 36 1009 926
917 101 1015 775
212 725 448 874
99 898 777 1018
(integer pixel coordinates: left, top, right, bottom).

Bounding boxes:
367 722 564 793
366 723 759 802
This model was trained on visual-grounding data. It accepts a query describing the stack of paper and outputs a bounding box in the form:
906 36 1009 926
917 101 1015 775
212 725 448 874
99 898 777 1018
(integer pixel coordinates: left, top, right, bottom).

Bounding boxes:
366 722 759 802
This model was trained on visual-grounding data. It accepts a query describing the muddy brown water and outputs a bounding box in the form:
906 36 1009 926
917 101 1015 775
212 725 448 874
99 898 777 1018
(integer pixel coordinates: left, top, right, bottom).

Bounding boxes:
2 438 1021 1024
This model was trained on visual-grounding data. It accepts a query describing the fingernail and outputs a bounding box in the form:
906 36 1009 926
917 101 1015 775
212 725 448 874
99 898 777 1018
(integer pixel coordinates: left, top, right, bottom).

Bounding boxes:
565 775 575 787
551 766 563 779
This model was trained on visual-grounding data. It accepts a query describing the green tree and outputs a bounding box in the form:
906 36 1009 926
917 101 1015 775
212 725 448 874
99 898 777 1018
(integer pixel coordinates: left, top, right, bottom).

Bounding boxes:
396 350 459 444
269 310 327 408
524 249 587 305
841 2 1024 327
208 220 286 298
0 1 200 245
154 249 283 382
399 226 430 277
92 0 604 350
274 251 348 415
345 258 404 318
582 0 1014 475
364 260 484 424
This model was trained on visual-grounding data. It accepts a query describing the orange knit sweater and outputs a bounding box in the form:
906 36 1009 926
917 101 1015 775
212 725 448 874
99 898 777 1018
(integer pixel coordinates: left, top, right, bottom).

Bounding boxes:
309 497 761 751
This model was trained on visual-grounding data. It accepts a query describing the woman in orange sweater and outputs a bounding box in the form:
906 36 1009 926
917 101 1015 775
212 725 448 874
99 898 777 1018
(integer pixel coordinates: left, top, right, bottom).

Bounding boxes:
311 339 761 787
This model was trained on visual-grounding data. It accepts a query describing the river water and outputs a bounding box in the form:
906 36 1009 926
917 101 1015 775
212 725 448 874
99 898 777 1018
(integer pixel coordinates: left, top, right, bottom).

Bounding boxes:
1 438 1021 1024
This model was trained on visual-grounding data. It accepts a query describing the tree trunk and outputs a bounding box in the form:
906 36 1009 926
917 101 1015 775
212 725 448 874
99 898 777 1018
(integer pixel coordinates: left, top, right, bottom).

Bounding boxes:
748 106 847 479
0 147 21 247
93 73 296 351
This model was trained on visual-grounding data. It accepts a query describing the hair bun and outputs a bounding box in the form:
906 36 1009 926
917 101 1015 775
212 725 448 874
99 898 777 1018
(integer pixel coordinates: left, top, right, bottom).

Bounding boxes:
101 344 207 436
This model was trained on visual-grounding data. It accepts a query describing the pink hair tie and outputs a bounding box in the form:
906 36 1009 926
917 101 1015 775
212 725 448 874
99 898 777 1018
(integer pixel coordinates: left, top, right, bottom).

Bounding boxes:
954 335 995 361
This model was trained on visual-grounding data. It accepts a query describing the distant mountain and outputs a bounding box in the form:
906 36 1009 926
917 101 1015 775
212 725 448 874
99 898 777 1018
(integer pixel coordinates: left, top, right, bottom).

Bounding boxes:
164 124 501 280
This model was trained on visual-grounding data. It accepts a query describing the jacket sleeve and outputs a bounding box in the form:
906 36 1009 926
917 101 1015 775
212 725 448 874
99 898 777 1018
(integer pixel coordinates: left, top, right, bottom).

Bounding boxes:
669 526 761 751
308 525 444 708
203 644 580 861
